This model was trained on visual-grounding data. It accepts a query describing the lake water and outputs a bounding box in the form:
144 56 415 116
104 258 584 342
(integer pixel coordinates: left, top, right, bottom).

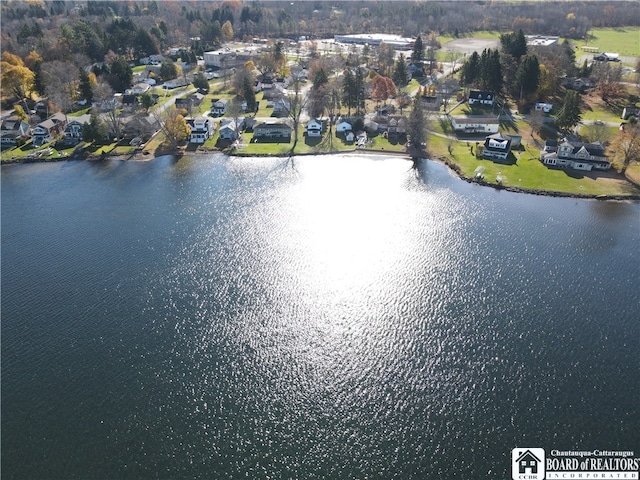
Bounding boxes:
2 154 639 479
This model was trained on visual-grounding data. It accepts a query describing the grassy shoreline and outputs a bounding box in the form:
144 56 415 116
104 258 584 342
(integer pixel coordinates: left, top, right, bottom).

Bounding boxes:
3 126 639 200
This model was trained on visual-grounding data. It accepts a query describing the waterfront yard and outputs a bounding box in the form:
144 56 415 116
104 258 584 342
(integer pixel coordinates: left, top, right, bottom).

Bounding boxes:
428 133 640 197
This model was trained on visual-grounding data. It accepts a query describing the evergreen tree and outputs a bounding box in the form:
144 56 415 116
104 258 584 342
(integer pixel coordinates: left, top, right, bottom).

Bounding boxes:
480 49 502 93
241 75 256 113
160 60 179 81
500 29 527 60
393 54 408 88
312 67 329 90
412 35 424 63
82 112 107 142
342 69 355 116
355 67 366 115
192 72 209 92
407 95 427 150
514 54 540 99
461 51 480 87
555 90 582 131
79 70 94 103
140 92 155 112
107 55 132 92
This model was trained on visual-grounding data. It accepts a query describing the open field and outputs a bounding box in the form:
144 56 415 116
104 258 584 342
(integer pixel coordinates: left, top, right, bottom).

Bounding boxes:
574 27 640 58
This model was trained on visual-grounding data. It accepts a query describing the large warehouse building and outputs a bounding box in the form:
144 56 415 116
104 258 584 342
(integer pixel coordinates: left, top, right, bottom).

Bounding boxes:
334 34 414 49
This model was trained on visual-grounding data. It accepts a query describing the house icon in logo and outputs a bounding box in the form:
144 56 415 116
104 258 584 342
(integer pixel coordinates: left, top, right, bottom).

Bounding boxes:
516 450 541 474
512 447 545 480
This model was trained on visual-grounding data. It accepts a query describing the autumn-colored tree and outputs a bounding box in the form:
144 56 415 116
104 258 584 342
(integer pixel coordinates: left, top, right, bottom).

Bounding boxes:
1 52 35 100
221 21 234 42
371 75 396 105
155 106 190 149
13 104 29 122
609 124 640 176
396 93 411 115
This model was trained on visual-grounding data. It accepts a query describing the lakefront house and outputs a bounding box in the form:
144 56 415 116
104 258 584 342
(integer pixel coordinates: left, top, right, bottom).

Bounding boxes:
539 136 611 171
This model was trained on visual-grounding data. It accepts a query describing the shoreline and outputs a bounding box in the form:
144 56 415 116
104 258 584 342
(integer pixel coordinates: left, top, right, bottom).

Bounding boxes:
2 147 639 202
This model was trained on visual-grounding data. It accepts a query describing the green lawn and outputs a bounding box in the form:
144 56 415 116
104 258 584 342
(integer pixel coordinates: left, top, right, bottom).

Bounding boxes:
573 27 640 58
428 133 640 197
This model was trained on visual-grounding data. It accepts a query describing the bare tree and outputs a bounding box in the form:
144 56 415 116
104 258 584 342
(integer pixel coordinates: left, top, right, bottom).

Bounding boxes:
287 78 308 154
43 60 78 120
528 109 546 138
583 121 611 144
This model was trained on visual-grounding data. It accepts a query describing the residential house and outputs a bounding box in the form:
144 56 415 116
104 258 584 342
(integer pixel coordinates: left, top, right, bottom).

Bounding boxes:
621 106 640 120
189 92 205 107
131 83 151 95
0 118 30 147
163 78 189 89
345 131 355 143
253 122 292 141
408 62 425 78
540 136 610 171
63 114 91 145
482 132 512 160
211 99 229 116
543 139 558 153
257 72 276 91
468 90 494 106
273 98 291 116
306 119 323 137
535 102 553 113
364 119 379 135
562 77 595 92
123 115 159 142
33 113 67 146
336 120 352 134
122 94 138 111
420 95 440 111
388 117 407 137
450 116 500 134
594 52 620 62
188 116 215 143
218 119 244 141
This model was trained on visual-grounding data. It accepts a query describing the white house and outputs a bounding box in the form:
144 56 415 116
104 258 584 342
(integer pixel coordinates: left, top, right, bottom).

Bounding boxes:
540 137 610 171
253 122 292 140
218 119 244 140
306 119 323 137
450 116 500 134
336 120 352 134
468 90 494 106
131 83 151 95
1 118 30 147
188 116 215 143
482 132 512 160
63 114 91 144
211 99 229 116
